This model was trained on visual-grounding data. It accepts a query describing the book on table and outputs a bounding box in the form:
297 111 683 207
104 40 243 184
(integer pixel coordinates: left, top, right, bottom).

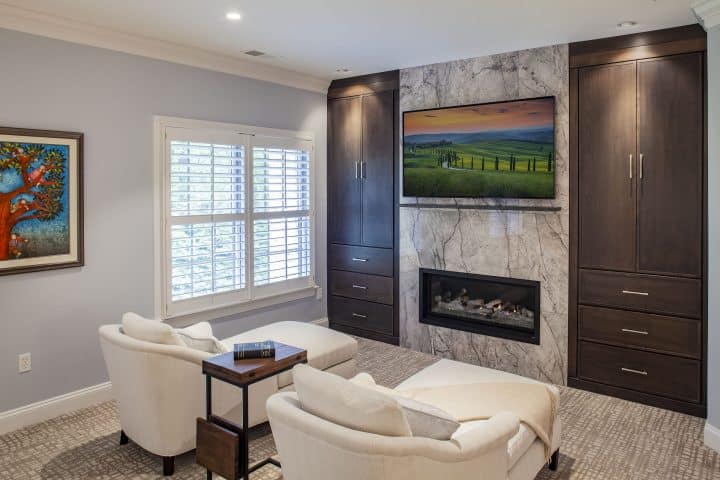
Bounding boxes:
233 341 276 360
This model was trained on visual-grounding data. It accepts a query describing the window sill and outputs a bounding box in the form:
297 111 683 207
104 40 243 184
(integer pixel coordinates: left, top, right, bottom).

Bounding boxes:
164 285 320 328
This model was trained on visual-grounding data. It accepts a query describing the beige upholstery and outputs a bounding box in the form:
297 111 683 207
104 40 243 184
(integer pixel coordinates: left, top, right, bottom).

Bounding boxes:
267 393 518 480
267 358 561 480
224 321 358 388
99 319 357 459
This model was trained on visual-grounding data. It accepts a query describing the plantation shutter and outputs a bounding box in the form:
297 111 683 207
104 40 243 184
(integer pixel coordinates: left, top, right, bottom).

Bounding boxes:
165 128 251 315
250 136 313 297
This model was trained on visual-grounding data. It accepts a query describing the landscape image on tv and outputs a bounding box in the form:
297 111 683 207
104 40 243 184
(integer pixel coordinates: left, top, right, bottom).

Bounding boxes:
403 97 555 198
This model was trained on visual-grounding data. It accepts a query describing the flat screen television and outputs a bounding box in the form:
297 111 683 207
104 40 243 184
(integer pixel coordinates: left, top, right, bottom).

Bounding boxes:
403 96 556 198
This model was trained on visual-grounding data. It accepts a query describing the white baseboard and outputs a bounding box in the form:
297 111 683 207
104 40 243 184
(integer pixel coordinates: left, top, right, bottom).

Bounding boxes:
312 317 329 327
705 422 720 453
0 382 112 435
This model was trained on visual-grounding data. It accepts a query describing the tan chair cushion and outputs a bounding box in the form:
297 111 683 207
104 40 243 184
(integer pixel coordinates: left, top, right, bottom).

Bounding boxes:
293 364 412 437
222 321 357 387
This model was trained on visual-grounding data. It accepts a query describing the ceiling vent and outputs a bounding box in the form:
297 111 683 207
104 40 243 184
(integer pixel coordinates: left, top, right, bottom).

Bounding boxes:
244 50 266 57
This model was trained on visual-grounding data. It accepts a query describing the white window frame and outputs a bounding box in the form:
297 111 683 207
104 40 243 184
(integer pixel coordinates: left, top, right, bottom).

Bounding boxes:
154 116 317 322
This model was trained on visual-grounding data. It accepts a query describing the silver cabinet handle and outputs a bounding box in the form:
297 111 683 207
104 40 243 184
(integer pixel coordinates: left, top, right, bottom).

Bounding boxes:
361 161 366 179
351 257 368 262
629 154 633 179
352 284 367 290
639 153 644 179
351 313 367 319
621 367 648 376
622 328 649 335
622 290 648 296
354 161 359 179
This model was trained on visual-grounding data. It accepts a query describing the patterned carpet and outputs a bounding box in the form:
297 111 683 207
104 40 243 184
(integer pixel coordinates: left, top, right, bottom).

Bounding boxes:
1 337 719 479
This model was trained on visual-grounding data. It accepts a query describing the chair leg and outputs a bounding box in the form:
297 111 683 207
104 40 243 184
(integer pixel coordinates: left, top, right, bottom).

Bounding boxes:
119 430 129 445
163 456 175 476
549 449 559 471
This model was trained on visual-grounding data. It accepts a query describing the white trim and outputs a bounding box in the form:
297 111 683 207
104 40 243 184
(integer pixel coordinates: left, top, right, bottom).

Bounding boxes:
0 3 329 93
693 0 720 29
705 422 720 453
311 317 329 327
0 382 112 435
154 116 317 322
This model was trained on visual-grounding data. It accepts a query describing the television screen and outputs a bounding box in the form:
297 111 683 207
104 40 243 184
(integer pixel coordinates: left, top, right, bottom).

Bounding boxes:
403 97 555 198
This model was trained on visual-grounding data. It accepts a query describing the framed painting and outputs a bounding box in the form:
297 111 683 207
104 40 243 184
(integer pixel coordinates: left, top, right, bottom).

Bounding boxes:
0 127 83 275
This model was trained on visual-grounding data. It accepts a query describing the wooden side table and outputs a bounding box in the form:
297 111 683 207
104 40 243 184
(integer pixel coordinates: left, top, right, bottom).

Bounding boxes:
198 342 307 480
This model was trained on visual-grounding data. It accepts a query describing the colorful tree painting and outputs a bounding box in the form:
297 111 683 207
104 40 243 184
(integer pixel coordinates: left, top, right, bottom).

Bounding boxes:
0 143 67 260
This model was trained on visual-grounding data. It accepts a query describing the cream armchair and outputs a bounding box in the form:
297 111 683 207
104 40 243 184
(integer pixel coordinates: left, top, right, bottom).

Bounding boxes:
99 316 357 476
267 392 518 480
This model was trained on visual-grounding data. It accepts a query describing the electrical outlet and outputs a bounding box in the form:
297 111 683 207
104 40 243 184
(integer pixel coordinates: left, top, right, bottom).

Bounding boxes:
18 353 31 373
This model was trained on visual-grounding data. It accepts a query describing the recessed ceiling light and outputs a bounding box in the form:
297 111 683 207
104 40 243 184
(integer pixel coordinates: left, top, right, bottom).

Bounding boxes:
617 21 638 29
336 68 351 74
226 11 242 21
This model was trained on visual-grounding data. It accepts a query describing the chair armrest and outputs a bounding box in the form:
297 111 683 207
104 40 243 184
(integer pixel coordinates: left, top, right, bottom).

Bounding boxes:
451 412 520 457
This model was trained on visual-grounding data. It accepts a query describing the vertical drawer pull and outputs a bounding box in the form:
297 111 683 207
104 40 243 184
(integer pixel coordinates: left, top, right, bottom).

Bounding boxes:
351 257 368 262
621 290 649 296
351 313 367 319
629 154 633 179
621 328 649 335
621 367 648 376
352 285 367 290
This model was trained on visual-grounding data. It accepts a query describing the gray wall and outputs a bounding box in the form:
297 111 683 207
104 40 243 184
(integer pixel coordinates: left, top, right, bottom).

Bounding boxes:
0 28 327 412
707 25 719 431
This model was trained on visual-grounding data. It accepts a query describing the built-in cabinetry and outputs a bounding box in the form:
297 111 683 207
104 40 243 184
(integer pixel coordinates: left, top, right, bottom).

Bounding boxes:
327 71 399 344
569 25 707 416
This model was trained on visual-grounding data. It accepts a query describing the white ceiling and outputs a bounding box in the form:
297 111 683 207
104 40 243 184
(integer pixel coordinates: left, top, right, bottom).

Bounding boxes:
0 0 698 83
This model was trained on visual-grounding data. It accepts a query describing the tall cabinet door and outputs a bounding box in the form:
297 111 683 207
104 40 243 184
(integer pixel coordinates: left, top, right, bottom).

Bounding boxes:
361 91 395 248
579 62 639 271
328 96 362 245
637 54 703 277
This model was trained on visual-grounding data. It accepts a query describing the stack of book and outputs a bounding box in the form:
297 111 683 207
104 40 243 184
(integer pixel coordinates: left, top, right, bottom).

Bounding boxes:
233 341 276 360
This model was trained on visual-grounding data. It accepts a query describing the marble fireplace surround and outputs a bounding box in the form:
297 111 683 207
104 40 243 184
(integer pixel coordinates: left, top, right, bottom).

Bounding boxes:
399 44 570 385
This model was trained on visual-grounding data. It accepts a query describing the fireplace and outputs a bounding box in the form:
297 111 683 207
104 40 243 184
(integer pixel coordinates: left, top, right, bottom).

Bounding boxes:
419 268 540 344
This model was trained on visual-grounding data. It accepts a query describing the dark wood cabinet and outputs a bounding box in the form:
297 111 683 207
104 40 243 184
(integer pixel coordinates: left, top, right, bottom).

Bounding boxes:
578 62 637 272
327 71 399 344
569 26 707 417
328 96 362 245
637 54 703 277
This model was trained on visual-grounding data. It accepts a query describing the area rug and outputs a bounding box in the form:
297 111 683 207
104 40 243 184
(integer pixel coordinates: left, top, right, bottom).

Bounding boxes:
1 337 718 479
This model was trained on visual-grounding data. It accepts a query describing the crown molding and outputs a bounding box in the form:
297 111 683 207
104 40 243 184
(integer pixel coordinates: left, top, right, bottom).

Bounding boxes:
693 0 720 29
0 3 330 93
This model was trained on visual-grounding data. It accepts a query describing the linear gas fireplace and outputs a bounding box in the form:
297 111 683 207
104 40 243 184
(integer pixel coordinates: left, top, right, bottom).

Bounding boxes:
419 268 540 344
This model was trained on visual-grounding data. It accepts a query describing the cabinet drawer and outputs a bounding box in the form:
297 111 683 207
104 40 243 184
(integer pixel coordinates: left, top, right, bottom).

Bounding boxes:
579 270 701 318
329 244 393 276
578 341 701 403
579 306 701 359
329 296 393 336
329 270 393 305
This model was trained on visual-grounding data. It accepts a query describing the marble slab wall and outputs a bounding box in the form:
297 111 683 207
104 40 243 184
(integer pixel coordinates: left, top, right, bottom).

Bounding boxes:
399 45 569 384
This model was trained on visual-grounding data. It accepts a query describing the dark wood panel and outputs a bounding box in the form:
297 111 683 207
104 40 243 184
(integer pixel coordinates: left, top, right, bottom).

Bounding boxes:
328 70 399 99
361 91 395 248
328 243 394 276
578 341 701 403
578 62 637 271
329 270 394 305
568 377 706 417
579 270 702 318
328 295 394 336
568 67 579 379
330 322 399 345
569 24 706 68
328 97 362 244
637 54 703 277
196 417 240 480
578 306 701 359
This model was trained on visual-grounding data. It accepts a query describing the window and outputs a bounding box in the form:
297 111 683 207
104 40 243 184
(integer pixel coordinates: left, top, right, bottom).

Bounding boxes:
156 119 315 318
